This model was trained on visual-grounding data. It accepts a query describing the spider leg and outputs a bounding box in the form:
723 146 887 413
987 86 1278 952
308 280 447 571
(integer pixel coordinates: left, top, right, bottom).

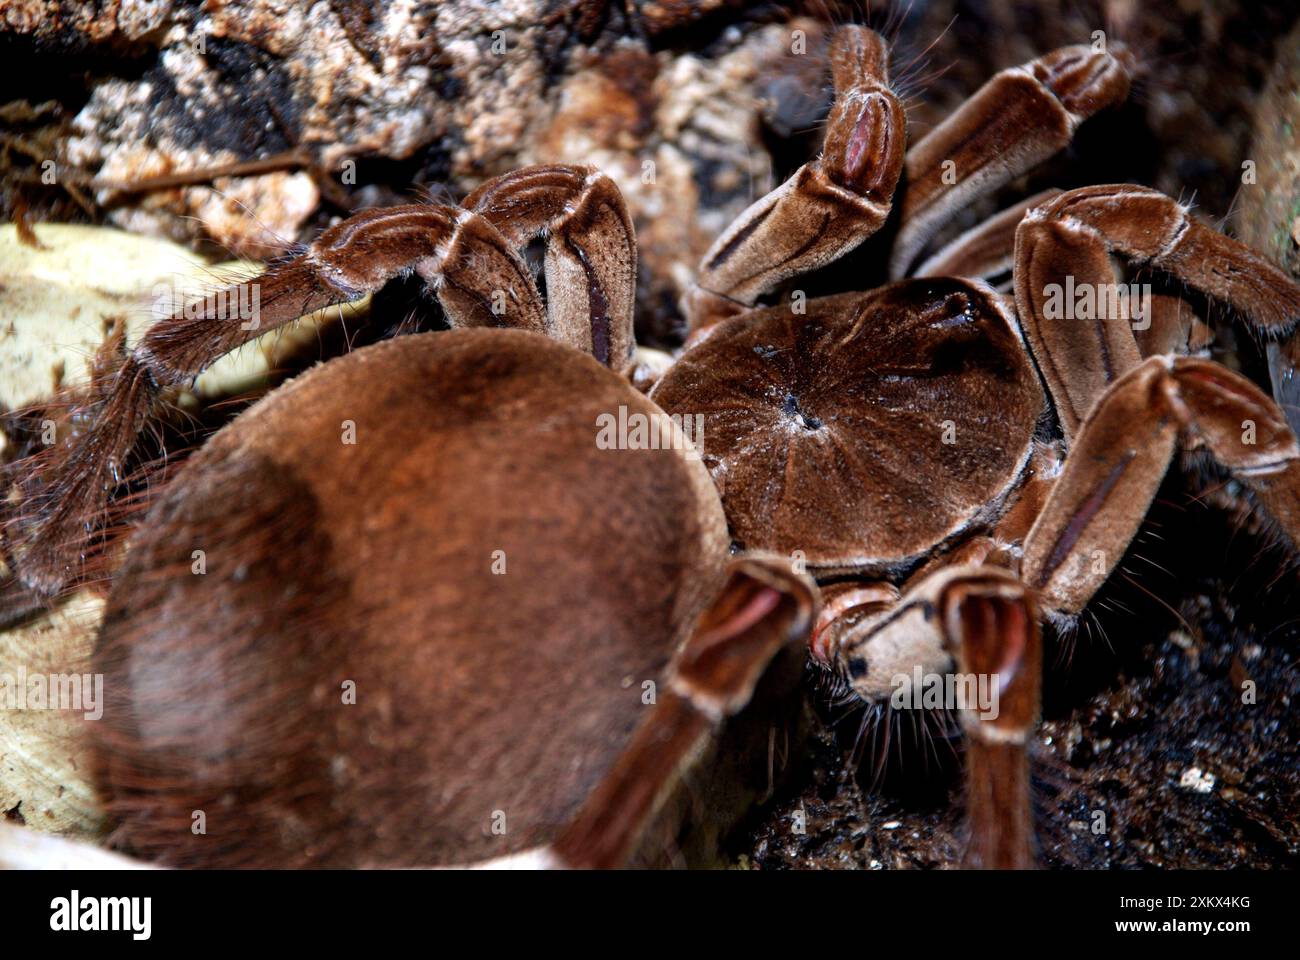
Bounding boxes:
948 571 1041 870
551 555 816 868
7 197 567 596
1023 355 1300 618
1134 293 1215 359
684 25 906 331
1014 184 1300 440
821 565 1041 869
809 580 899 667
9 356 157 596
914 188 1061 282
464 164 637 370
890 43 1132 279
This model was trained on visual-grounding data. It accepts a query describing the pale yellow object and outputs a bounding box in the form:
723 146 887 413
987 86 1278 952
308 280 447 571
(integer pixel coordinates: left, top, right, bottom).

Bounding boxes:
0 821 155 868
0 590 107 839
0 222 368 411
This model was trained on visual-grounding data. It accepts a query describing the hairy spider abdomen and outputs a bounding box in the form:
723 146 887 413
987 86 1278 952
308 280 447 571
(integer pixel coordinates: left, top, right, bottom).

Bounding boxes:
90 329 728 867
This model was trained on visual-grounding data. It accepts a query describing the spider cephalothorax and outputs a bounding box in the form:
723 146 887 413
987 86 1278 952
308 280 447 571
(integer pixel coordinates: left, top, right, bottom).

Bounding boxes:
4 22 1300 869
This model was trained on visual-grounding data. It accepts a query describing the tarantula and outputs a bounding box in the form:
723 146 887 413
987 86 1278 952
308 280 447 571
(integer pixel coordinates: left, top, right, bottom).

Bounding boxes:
4 23 1300 868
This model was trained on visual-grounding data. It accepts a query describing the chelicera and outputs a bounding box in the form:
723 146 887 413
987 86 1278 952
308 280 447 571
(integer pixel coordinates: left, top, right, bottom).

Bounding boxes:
4 23 1300 869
